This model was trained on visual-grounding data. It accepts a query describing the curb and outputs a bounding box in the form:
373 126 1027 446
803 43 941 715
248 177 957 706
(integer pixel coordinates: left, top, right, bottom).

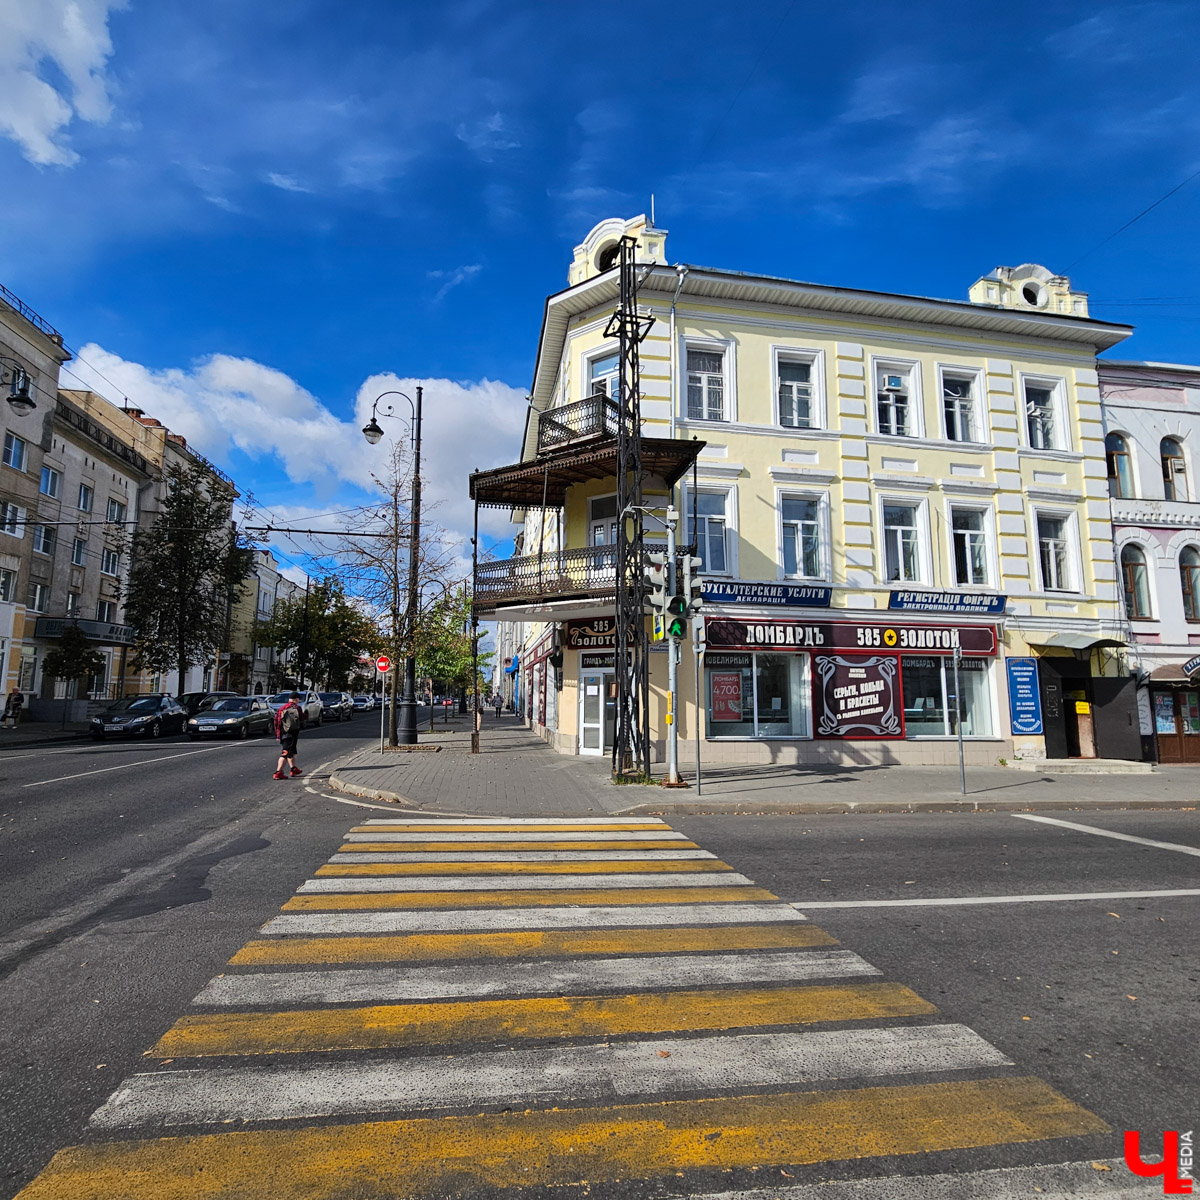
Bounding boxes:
327 769 421 810
0 733 89 750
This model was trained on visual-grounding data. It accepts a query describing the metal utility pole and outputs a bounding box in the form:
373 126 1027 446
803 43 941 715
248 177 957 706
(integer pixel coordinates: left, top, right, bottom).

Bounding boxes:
296 575 310 690
665 507 680 785
954 644 966 795
609 235 655 779
396 385 423 745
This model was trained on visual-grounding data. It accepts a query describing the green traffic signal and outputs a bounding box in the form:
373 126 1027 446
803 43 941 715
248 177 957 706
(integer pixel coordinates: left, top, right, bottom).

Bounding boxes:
667 615 687 638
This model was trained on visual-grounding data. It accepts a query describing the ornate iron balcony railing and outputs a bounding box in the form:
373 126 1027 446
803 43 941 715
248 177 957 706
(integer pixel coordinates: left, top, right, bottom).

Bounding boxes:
475 545 620 605
536 394 620 454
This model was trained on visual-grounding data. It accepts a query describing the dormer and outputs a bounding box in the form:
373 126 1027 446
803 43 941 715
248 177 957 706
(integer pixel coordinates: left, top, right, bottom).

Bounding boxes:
567 215 667 286
968 263 1089 317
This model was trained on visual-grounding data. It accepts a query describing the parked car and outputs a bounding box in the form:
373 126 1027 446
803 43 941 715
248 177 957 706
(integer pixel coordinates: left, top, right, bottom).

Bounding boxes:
177 690 239 716
90 694 188 740
266 691 323 726
319 692 353 721
187 696 274 740
351 694 374 713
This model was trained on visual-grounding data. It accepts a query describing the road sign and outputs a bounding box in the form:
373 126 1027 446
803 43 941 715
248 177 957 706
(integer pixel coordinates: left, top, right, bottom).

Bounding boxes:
375 655 391 673
652 614 666 642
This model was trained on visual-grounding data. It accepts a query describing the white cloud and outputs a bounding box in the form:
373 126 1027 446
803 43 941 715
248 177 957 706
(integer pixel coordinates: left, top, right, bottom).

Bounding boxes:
0 0 125 166
427 263 482 303
266 171 310 193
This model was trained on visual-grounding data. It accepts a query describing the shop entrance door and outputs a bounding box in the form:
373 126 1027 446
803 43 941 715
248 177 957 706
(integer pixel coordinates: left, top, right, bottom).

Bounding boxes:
579 669 616 756
1154 689 1200 763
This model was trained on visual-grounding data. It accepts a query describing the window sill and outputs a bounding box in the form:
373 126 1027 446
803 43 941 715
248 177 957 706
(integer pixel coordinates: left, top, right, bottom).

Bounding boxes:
1017 447 1083 463
866 434 993 454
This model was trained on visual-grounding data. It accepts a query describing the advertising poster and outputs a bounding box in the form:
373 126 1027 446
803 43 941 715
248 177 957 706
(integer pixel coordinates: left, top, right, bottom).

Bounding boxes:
1006 657 1044 735
814 655 903 739
710 673 743 722
1154 692 1177 735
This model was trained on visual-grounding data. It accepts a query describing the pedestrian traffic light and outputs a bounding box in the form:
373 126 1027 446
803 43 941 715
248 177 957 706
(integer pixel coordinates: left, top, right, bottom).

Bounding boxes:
666 593 687 639
679 554 704 617
644 551 668 615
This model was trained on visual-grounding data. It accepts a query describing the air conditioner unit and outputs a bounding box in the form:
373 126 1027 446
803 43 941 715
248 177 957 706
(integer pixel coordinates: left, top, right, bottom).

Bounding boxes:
882 375 905 391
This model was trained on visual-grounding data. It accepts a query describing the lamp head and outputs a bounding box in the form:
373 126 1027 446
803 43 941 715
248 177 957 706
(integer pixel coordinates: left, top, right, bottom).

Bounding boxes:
362 417 384 445
6 368 35 416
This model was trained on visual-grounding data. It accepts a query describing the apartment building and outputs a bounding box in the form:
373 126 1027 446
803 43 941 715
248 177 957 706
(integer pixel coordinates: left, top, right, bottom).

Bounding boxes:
1099 360 1200 763
474 217 1138 768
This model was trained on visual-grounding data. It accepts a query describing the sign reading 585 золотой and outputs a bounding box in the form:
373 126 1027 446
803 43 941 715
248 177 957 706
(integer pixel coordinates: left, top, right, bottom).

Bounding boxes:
705 618 998 656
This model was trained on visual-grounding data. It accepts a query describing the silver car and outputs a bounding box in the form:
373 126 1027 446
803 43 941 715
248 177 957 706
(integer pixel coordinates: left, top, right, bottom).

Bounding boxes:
187 696 274 740
267 691 323 727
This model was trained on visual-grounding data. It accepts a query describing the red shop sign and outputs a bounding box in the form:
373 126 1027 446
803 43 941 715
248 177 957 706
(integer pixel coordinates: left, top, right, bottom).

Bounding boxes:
706 617 997 657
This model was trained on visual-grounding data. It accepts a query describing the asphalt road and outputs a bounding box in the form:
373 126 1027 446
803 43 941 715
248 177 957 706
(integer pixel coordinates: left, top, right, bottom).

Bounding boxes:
0 712 385 1199
2 741 1196 1199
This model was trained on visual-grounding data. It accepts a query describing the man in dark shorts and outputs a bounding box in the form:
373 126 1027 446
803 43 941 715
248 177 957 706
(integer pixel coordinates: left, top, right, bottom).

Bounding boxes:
273 691 303 779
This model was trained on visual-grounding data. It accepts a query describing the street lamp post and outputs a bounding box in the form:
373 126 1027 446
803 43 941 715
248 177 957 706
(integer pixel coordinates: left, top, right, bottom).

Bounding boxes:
363 387 423 746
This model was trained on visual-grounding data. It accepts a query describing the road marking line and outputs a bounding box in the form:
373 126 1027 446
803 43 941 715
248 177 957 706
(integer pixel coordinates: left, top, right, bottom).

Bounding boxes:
196 949 879 1007
230 923 838 966
359 817 668 826
16 1077 1107 1199
150 980 932 1058
339 840 701 852
343 830 689 842
1012 812 1200 857
20 743 237 787
100 1024 1001 1128
330 849 717 862
791 887 1200 911
261 902 806 936
316 859 732 876
296 871 750 893
280 885 777 911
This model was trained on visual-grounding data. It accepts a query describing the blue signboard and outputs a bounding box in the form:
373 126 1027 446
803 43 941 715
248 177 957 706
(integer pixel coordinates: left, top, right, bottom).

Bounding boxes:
1006 657 1043 736
889 590 1007 615
701 580 832 608
1184 654 1200 678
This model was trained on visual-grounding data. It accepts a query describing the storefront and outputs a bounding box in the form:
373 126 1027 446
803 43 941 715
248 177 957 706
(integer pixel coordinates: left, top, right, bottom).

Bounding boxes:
1149 657 1200 764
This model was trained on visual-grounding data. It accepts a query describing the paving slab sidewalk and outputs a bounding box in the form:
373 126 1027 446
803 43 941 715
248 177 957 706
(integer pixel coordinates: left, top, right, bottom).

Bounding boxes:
0 720 89 750
328 718 1200 818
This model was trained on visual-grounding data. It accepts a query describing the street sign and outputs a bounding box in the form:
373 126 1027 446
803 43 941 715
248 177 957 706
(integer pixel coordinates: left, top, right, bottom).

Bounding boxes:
375 655 391 673
652 614 666 642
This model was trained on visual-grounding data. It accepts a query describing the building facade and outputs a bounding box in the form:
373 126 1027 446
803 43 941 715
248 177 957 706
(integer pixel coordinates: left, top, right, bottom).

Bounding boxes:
1099 360 1200 763
475 218 1140 768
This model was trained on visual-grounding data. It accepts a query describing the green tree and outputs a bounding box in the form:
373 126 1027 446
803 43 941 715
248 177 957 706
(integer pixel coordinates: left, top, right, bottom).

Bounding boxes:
123 463 254 690
416 588 492 704
256 577 379 689
41 623 106 695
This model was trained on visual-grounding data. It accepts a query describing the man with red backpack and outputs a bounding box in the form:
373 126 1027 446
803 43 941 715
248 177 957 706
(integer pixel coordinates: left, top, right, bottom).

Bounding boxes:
273 692 304 780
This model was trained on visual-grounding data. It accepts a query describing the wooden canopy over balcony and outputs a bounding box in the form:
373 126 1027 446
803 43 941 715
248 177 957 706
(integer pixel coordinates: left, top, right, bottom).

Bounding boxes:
471 433 705 510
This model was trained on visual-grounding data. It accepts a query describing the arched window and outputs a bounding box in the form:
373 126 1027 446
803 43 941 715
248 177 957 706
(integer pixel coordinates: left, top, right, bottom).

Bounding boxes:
1161 437 1188 501
1182 545 1200 623
1105 433 1134 498
1120 544 1151 620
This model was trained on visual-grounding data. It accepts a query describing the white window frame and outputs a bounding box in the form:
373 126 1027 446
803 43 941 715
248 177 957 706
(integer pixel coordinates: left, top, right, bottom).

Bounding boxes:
1020 374 1070 453
101 547 120 576
682 481 737 577
3 432 27 472
32 524 54 555
771 345 825 431
1 501 25 537
681 335 737 424
96 599 116 623
1160 436 1190 502
65 591 80 616
28 582 48 613
776 488 830 582
871 356 924 439
78 482 93 512
877 493 931 585
106 497 127 524
1032 506 1081 594
945 500 997 589
0 566 15 603
937 364 987 445
583 343 621 401
40 465 61 498
72 537 87 566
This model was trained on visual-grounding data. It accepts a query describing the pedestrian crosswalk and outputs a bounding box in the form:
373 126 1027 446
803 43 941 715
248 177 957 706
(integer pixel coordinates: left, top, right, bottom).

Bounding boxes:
16 815 1109 1199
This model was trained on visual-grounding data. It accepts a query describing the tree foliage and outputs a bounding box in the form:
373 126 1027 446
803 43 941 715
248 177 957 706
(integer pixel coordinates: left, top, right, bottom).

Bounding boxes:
416 588 492 696
123 463 254 688
255 577 378 689
41 623 106 685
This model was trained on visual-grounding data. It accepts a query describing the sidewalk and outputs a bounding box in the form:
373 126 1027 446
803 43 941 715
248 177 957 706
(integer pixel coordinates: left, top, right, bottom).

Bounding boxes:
0 719 89 750
329 718 1200 817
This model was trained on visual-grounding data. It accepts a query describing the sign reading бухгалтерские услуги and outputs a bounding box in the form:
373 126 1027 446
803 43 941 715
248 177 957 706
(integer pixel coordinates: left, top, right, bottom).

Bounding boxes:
701 581 832 607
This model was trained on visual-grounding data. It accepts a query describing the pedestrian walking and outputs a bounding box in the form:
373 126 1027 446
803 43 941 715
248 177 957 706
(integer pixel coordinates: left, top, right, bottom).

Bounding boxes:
3 687 25 729
493 693 503 720
273 691 303 780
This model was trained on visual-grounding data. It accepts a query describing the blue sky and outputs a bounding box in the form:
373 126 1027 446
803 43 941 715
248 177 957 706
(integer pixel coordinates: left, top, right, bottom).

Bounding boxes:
2 0 1200 582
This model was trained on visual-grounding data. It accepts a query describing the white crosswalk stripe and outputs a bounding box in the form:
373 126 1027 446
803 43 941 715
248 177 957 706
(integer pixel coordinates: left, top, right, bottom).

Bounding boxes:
296 871 754 892
341 829 691 842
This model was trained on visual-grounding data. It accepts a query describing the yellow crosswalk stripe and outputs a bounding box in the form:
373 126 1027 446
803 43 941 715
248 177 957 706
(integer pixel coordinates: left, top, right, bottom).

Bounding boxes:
349 822 670 833
150 981 934 1057
339 839 700 852
15 1076 1107 1200
280 885 776 911
229 922 839 966
315 859 735 876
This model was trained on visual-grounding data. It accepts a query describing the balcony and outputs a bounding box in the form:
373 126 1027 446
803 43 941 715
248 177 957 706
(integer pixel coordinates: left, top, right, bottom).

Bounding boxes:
535 394 619 453
475 545 619 609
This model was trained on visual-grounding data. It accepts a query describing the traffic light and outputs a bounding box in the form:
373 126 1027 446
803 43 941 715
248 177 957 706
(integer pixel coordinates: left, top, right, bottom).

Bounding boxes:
643 551 668 615
666 594 687 639
679 554 705 617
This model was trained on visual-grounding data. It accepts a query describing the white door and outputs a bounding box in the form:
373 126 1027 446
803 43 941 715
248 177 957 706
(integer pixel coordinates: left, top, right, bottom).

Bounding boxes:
580 671 604 754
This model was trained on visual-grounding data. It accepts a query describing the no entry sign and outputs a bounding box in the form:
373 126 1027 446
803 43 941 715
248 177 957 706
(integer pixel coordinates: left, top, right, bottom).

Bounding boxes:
375 655 391 673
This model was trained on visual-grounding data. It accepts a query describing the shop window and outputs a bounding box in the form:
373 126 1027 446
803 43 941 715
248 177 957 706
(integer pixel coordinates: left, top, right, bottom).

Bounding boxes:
690 490 730 574
1161 437 1188 501
687 348 726 421
777 359 817 429
781 495 823 579
950 506 990 586
901 656 994 737
883 502 922 582
1120 544 1151 619
1036 512 1073 592
942 373 980 443
705 652 809 738
1182 545 1200 622
1105 433 1134 498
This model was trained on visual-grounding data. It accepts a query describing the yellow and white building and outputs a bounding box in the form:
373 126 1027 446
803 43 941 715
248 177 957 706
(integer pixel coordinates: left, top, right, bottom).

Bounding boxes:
473 218 1137 767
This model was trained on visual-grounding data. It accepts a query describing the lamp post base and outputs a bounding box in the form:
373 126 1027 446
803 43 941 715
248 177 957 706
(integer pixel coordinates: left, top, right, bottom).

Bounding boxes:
396 696 418 744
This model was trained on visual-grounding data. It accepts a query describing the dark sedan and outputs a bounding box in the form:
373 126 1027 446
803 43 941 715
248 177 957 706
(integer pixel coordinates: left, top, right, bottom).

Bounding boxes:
319 692 353 721
186 696 275 740
89 695 188 740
